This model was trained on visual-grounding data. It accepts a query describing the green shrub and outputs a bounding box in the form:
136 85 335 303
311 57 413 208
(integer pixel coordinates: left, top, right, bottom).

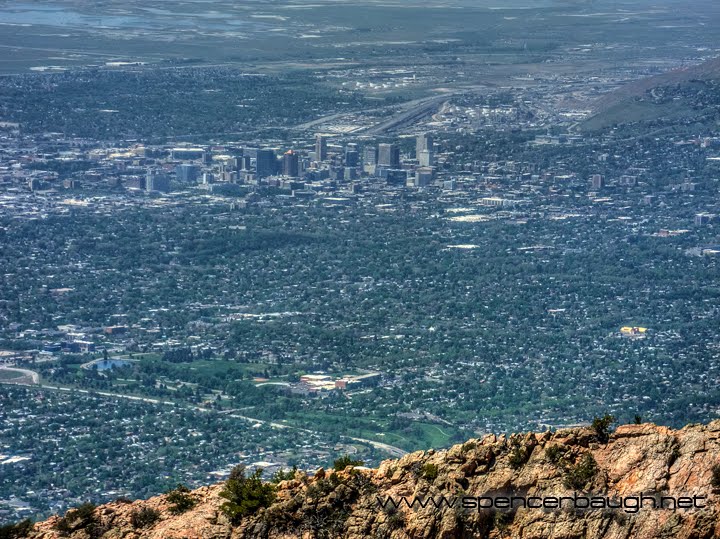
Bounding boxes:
563 453 599 490
270 466 298 483
591 414 616 443
545 444 564 465
385 506 405 530
130 507 161 528
306 477 335 501
165 485 197 515
219 465 276 525
493 511 514 532
421 463 439 481
54 503 98 537
328 471 341 487
0 519 33 539
349 469 376 494
305 483 323 501
333 455 363 471
508 444 531 469
462 441 477 453
634 415 642 425
711 464 720 489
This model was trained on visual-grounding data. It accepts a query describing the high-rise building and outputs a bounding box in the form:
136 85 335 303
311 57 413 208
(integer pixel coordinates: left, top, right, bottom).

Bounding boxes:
176 164 198 182
591 174 604 189
695 213 716 226
238 156 252 171
343 167 358 181
385 169 407 185
416 133 434 166
418 149 433 167
282 150 299 177
414 167 435 187
378 143 400 168
416 133 434 157
315 134 328 162
231 156 244 171
345 142 359 166
362 146 378 175
146 170 170 193
256 149 277 179
345 150 359 168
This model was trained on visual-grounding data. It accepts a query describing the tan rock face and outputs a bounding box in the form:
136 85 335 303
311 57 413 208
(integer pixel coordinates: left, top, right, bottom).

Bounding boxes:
23 421 720 539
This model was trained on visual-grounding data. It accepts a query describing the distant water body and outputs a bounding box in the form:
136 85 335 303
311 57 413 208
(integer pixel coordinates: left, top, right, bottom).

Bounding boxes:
92 359 132 371
0 3 141 27
0 2 259 30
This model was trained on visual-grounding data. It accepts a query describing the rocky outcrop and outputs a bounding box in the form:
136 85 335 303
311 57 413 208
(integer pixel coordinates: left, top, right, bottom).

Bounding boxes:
24 421 720 538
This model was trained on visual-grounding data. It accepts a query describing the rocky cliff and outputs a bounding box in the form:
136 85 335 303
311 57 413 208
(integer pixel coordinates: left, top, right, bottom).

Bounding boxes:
20 421 720 539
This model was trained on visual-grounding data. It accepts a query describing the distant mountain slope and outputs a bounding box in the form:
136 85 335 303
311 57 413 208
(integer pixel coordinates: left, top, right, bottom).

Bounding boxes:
18 421 720 539
582 57 720 132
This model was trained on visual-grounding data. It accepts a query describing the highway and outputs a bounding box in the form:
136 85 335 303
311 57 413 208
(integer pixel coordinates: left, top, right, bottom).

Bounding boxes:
360 95 450 135
293 92 456 136
28 383 409 459
0 362 409 459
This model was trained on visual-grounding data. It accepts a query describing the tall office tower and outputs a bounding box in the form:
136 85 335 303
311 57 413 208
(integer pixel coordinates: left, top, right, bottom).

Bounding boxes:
231 156 244 171
315 134 328 162
345 142 359 167
345 150 359 167
146 170 170 193
416 132 434 157
414 167 435 187
256 149 276 179
378 143 400 168
175 164 198 182
418 149 433 167
362 145 378 175
591 174 604 189
417 133 434 167
385 169 408 185
363 146 377 165
282 150 299 177
343 167 358 181
228 146 244 158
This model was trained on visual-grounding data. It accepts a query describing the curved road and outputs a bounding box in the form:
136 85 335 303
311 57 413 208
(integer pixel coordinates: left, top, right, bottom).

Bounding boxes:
36 384 407 458
0 366 39 384
0 361 407 457
0 365 408 458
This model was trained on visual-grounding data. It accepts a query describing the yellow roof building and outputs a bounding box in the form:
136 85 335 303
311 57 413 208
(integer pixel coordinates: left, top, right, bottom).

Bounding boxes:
620 326 648 335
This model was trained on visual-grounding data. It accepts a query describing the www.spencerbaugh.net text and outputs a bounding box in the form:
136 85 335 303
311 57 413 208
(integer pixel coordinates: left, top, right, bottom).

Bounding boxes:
376 494 708 514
